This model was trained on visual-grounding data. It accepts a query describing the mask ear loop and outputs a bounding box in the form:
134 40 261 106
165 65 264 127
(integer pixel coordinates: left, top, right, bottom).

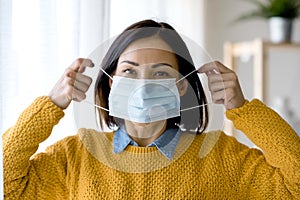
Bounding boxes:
176 67 220 84
177 67 221 112
85 101 110 112
176 68 198 84
99 66 113 80
82 66 113 112
180 103 211 112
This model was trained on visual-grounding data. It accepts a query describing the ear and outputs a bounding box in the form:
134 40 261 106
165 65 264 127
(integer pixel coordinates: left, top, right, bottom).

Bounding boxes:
109 77 113 87
178 79 188 96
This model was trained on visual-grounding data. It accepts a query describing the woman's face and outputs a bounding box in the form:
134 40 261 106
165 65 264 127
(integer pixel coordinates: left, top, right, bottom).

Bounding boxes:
112 37 182 131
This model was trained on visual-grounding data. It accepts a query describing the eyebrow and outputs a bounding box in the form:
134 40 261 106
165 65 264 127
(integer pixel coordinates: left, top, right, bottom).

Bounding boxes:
120 60 173 68
120 60 139 66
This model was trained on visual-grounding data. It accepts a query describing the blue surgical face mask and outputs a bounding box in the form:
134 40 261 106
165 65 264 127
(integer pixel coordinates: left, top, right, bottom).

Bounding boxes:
108 76 180 123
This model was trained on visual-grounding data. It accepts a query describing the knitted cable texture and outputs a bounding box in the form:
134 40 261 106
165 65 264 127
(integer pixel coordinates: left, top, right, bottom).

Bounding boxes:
3 96 300 199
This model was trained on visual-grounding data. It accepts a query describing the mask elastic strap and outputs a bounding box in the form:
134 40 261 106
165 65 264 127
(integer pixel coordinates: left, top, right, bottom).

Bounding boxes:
176 68 198 84
176 67 220 84
180 103 212 112
85 100 110 112
99 66 113 80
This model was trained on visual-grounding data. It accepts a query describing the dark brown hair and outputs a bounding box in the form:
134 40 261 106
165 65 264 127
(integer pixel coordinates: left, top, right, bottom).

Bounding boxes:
94 19 209 133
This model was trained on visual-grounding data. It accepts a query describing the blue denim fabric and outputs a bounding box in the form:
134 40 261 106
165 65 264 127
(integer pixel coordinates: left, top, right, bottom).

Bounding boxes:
113 126 181 160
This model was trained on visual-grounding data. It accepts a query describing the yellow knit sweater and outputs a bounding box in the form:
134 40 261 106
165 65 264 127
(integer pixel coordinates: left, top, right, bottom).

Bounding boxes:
3 96 300 199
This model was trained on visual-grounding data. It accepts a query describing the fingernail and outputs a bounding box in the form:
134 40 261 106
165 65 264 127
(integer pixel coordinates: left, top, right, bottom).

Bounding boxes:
213 69 220 74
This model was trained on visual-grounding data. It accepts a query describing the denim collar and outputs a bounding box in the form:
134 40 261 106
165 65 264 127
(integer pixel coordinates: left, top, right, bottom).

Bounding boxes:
113 125 181 160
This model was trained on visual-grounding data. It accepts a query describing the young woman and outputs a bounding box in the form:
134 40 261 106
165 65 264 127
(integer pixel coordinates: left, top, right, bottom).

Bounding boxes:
3 20 300 199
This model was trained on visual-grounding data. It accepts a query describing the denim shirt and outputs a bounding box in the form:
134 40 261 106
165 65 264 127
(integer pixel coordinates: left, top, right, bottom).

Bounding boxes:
113 126 181 160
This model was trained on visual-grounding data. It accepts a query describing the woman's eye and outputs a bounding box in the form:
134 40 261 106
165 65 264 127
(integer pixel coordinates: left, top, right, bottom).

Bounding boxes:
123 69 136 74
153 71 169 77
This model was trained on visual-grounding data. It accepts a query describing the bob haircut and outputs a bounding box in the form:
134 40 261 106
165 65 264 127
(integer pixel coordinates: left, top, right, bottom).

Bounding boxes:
95 19 209 134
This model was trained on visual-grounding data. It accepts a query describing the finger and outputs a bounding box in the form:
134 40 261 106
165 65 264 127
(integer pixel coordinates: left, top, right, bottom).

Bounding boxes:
206 73 223 84
211 90 225 104
209 82 224 93
78 66 86 73
74 73 93 86
205 73 224 92
214 99 225 104
207 73 236 83
66 69 92 86
72 88 87 102
198 61 232 74
74 79 91 93
63 76 76 88
198 62 218 74
211 89 234 106
209 80 235 93
64 69 92 98
69 58 94 72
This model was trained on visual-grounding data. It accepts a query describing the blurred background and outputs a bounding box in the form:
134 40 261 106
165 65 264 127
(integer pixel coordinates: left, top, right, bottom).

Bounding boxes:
1 1 300 188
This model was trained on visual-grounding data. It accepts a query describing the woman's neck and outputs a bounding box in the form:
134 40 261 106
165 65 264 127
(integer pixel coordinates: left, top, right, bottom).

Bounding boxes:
124 120 167 147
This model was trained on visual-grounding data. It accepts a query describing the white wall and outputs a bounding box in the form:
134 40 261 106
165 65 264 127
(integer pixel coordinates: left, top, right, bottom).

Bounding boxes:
110 0 205 46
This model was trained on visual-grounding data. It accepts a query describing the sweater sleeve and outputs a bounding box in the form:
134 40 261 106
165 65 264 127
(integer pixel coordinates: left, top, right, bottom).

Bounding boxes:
3 96 68 199
226 99 300 198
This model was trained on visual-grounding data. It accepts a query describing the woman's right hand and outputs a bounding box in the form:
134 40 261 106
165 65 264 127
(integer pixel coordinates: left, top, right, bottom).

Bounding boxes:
48 58 94 110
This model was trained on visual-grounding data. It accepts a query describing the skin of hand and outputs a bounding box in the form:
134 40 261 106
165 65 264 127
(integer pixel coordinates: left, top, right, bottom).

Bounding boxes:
48 58 94 110
198 61 245 110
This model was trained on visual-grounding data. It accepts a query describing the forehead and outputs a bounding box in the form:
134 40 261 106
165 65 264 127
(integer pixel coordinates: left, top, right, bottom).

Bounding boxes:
123 37 173 53
119 37 178 65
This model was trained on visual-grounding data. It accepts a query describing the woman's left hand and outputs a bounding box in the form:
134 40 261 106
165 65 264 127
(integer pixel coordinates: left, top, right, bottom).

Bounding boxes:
198 61 245 110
